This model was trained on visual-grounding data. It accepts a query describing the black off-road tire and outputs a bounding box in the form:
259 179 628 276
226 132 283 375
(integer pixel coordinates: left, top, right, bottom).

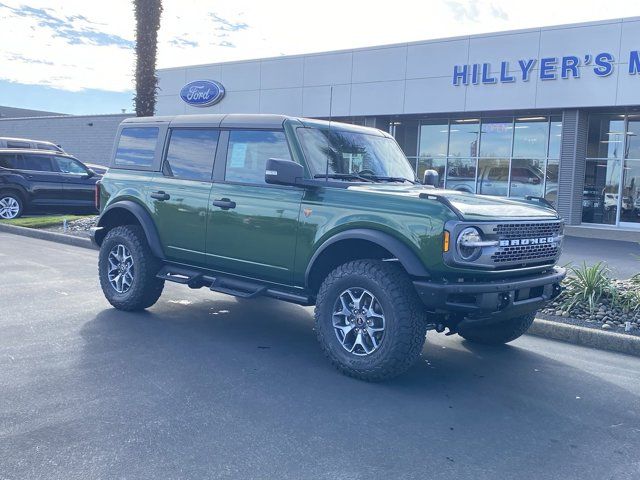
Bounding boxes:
98 225 164 311
0 191 24 219
314 260 427 381
459 312 536 345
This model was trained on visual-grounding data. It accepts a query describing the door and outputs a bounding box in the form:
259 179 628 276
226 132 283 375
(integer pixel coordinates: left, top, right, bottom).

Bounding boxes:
206 129 303 285
54 156 96 207
17 153 64 206
620 159 640 228
148 128 220 266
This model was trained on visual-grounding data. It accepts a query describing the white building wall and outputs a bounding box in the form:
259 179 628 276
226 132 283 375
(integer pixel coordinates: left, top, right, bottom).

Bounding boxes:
157 17 640 117
0 114 132 165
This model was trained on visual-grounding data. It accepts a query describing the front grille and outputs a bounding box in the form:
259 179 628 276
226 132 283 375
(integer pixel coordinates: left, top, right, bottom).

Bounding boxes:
492 221 562 239
490 221 562 265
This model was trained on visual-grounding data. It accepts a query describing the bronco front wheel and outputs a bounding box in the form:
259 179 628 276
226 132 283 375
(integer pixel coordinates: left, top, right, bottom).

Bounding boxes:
314 260 427 381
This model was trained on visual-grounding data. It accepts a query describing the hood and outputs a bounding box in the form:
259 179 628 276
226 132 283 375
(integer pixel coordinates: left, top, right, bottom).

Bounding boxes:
347 184 559 221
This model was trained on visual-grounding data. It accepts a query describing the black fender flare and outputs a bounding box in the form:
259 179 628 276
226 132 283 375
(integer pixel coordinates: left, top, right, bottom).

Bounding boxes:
96 200 165 259
304 228 430 287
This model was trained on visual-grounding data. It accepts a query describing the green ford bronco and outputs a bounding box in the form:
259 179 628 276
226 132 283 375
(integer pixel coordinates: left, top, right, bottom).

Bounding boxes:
92 114 566 381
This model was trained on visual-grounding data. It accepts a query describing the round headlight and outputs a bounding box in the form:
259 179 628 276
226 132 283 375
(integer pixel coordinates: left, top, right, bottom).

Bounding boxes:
457 227 483 261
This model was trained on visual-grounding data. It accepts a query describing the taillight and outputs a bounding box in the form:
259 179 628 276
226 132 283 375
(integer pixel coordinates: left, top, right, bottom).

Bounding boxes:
95 181 101 210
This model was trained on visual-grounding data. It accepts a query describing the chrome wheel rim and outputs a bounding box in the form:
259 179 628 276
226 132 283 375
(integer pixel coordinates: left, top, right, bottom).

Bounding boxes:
0 197 20 219
107 244 134 294
332 288 385 356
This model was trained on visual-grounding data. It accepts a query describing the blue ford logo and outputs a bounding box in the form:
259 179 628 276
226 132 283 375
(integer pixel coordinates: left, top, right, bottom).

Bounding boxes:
180 80 225 107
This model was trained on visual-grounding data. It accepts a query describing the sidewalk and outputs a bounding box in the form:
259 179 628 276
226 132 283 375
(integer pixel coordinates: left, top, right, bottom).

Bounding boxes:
560 236 638 279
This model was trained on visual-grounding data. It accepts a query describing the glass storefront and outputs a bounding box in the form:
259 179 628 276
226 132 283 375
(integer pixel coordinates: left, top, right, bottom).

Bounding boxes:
583 114 640 228
415 115 561 204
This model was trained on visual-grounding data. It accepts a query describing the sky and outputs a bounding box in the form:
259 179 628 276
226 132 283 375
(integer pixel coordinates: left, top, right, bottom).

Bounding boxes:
0 0 639 115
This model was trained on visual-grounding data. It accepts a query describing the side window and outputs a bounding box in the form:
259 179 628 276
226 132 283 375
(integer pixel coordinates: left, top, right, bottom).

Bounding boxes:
487 167 508 181
55 157 88 174
0 154 18 169
225 130 291 184
21 154 54 172
163 128 219 181
114 127 159 168
6 141 30 149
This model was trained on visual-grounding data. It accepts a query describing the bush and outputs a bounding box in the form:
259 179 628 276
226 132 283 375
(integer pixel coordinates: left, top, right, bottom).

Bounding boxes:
560 262 613 313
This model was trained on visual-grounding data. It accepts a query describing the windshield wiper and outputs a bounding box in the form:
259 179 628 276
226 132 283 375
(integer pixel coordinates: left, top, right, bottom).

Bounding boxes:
359 174 419 185
314 173 375 183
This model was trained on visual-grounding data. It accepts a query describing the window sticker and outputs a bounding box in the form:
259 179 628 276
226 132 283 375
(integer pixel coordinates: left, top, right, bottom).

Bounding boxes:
230 143 247 168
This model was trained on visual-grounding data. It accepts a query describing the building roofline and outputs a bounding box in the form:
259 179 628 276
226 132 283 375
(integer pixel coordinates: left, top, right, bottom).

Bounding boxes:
0 113 134 122
157 16 640 73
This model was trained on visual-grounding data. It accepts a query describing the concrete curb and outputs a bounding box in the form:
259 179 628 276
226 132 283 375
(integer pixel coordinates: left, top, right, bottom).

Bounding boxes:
0 222 96 250
528 318 640 357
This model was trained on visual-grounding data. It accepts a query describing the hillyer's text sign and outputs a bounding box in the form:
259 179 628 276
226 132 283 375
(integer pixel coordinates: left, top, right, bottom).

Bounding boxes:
453 50 640 85
180 80 225 107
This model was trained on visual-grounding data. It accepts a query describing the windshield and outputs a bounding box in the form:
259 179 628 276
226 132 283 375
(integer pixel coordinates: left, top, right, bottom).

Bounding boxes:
297 127 416 181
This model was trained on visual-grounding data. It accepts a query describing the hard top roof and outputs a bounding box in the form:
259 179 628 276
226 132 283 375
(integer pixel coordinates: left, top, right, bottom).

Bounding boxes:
122 113 388 136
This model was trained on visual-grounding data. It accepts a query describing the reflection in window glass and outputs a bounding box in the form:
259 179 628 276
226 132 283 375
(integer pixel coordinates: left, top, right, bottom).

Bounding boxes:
446 158 476 193
477 158 509 196
480 118 513 158
115 127 159 167
164 129 218 181
448 120 479 158
418 122 448 158
545 159 559 206
621 159 640 224
548 116 562 158
587 114 625 159
226 130 291 184
417 157 445 187
581 159 620 225
513 117 548 158
509 159 545 198
626 118 640 160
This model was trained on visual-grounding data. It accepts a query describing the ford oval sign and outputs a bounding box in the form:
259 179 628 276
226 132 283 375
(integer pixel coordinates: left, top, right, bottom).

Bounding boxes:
180 80 225 107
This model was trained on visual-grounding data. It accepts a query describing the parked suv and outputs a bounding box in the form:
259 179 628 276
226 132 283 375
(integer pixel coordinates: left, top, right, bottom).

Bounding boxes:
0 149 100 219
0 136 64 152
92 114 565 381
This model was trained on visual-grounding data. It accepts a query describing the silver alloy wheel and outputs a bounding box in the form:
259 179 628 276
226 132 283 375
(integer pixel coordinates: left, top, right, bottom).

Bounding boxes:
107 244 135 294
0 196 20 219
332 287 385 356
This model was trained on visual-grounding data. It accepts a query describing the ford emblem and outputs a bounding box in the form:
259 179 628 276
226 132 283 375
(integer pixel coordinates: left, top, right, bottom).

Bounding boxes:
180 80 225 107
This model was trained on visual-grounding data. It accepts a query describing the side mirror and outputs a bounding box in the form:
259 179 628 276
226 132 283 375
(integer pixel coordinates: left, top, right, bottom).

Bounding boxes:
423 169 439 188
83 169 96 179
265 158 304 186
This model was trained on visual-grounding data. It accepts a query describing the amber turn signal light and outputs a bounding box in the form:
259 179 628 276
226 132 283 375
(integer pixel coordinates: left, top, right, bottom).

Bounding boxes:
443 230 450 252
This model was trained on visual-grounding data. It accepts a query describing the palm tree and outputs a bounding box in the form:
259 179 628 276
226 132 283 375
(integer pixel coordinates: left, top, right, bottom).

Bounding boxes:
133 0 163 116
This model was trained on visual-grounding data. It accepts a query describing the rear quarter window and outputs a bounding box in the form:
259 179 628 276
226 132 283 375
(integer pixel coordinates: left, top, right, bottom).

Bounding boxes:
114 127 159 168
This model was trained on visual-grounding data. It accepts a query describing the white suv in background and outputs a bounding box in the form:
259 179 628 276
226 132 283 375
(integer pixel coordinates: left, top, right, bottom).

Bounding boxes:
0 137 64 153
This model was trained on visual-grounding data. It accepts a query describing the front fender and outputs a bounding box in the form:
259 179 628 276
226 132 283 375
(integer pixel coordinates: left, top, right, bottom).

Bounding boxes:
304 228 431 287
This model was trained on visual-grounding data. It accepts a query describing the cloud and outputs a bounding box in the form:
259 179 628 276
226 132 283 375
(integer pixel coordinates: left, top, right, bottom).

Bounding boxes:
209 13 248 32
444 0 480 22
0 2 133 48
169 36 199 48
490 4 509 20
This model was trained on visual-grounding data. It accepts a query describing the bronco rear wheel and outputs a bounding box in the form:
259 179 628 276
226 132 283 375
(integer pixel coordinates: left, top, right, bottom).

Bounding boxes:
314 259 427 381
459 312 536 345
98 225 164 311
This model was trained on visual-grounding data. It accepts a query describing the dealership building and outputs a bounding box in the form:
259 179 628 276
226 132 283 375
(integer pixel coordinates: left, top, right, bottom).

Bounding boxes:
153 16 640 235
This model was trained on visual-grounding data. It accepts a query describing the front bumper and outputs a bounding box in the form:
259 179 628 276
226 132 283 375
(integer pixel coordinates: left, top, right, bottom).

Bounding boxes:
413 266 566 322
89 226 104 248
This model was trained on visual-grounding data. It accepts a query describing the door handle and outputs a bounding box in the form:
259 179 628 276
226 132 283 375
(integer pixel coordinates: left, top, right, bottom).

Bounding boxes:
211 198 236 210
150 191 170 201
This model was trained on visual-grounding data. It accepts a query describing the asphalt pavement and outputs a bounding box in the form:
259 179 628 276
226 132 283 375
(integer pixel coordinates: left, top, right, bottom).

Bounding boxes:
560 236 638 279
1 233 639 480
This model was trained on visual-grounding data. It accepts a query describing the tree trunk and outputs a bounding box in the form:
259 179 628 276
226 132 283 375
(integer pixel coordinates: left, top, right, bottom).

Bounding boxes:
133 0 163 117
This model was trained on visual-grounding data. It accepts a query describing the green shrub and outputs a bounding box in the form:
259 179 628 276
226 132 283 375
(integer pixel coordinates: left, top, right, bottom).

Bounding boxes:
560 262 613 313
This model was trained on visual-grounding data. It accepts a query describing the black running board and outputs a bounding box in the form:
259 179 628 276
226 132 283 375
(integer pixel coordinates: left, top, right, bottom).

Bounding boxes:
156 265 312 305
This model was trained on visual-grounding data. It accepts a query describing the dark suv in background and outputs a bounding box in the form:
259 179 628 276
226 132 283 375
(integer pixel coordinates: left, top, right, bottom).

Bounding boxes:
0 149 101 219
